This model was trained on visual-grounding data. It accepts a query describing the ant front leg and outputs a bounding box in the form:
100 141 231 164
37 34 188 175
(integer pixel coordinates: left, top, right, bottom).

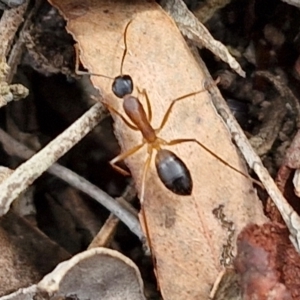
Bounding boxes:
137 87 152 123
103 102 139 131
156 88 208 134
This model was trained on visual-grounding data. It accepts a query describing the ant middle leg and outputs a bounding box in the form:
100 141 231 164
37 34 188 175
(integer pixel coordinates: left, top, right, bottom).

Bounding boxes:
103 102 139 131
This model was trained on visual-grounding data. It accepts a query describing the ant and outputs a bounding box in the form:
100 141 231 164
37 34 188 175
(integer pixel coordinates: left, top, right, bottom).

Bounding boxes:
75 21 260 256
75 20 250 204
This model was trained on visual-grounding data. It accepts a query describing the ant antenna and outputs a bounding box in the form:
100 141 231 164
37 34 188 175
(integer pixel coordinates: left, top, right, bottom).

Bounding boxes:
74 20 134 99
74 44 115 80
119 20 133 75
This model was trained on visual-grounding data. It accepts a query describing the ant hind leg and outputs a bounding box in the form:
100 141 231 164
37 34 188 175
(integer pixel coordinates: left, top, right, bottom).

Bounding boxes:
110 142 145 176
104 102 139 131
164 138 259 184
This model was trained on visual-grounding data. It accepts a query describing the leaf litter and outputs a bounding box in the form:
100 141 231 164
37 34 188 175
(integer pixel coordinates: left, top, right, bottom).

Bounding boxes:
4 0 300 299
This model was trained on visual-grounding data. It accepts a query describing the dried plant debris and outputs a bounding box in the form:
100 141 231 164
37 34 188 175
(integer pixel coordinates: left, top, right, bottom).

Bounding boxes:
0 0 25 10
22 3 75 76
0 285 37 300
161 0 246 77
0 60 28 107
2 0 300 300
210 269 242 300
270 130 300 224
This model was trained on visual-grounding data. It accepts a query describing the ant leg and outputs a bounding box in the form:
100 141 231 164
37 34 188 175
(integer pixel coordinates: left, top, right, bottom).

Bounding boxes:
140 146 153 203
137 87 152 122
140 204 153 257
156 88 208 134
104 102 139 131
110 142 146 176
163 138 259 183
139 146 154 257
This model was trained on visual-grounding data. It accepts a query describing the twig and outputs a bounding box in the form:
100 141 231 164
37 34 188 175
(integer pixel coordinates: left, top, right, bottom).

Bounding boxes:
249 96 287 156
0 0 32 106
208 84 300 252
0 102 101 213
49 165 143 241
0 0 30 58
0 127 144 242
188 40 300 252
88 181 138 249
161 0 245 77
6 0 43 83
194 0 231 24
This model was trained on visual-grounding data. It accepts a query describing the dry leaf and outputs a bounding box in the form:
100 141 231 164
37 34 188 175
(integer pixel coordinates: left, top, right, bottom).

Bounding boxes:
37 247 145 300
49 0 267 298
1 248 145 300
0 211 70 296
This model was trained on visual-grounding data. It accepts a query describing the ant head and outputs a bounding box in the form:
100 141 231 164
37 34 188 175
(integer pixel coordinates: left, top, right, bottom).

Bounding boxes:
112 75 133 98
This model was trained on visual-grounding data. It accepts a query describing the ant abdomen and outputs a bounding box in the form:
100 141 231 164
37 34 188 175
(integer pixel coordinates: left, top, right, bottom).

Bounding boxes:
155 149 192 196
112 74 133 98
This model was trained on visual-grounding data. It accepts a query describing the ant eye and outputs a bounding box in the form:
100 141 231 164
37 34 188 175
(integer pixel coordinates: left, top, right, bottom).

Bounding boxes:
112 75 133 98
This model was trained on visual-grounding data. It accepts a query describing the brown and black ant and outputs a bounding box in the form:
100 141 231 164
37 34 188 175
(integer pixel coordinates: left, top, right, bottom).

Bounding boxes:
75 20 252 205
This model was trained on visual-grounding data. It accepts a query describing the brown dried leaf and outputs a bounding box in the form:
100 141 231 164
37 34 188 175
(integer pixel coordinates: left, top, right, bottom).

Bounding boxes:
0 248 145 300
37 248 145 300
0 211 70 296
49 0 266 298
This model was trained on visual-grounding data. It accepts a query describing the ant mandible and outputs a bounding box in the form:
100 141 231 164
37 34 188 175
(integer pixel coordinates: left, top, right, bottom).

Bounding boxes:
76 20 250 204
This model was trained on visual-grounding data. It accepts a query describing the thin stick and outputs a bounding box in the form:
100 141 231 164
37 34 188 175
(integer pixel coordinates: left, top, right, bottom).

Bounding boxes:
88 181 137 249
0 126 144 242
0 0 30 58
208 84 300 252
50 164 143 241
0 102 104 213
